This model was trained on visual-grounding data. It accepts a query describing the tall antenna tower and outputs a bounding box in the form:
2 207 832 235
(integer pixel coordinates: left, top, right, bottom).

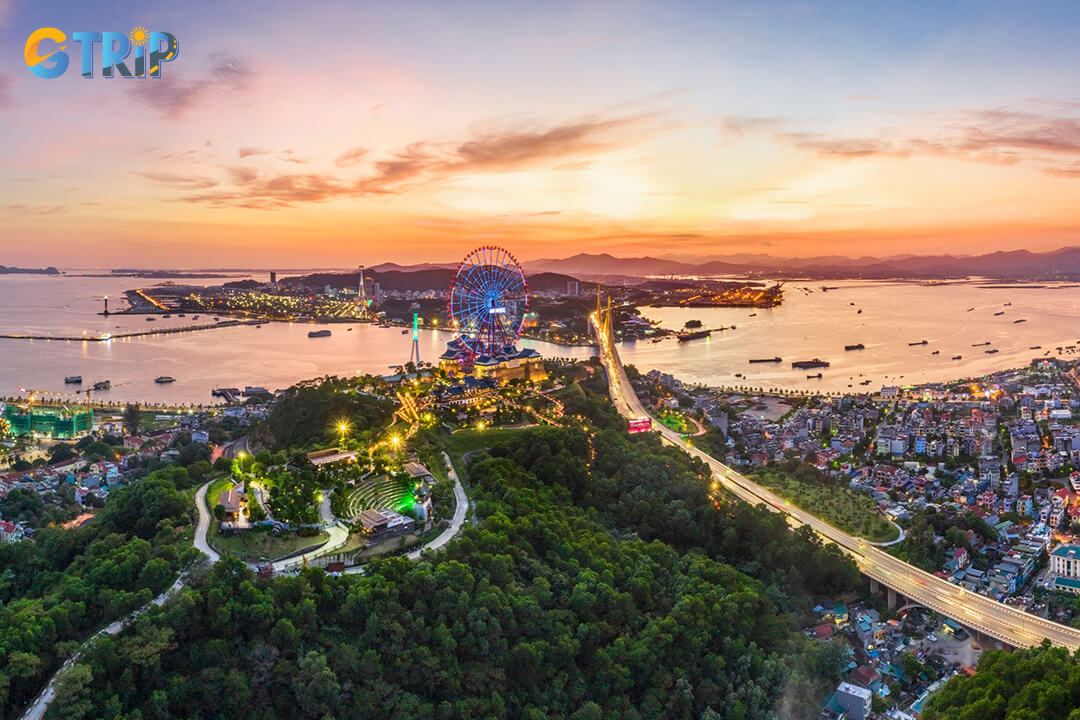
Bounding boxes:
357 265 368 318
409 312 420 365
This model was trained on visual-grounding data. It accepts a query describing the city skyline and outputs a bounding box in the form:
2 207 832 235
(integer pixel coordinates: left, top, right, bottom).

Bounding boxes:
3 1 1080 265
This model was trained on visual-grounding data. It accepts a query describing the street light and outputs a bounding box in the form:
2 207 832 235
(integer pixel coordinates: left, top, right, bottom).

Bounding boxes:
337 421 349 449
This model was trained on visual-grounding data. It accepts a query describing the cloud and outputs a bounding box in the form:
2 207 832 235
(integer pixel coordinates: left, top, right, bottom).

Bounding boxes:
179 173 348 208
128 52 253 119
279 149 308 164
334 147 368 167
355 112 656 195
6 204 69 215
766 104 1080 177
224 166 259 184
171 111 662 207
718 115 785 135
781 132 902 158
238 147 270 158
136 171 219 190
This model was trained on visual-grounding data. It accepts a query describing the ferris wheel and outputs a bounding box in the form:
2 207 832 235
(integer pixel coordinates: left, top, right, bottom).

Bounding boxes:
447 246 528 356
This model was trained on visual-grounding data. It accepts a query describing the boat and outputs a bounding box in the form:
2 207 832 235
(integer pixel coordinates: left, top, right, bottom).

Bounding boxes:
162 314 171 319
908 340 928 346
677 329 712 342
857 309 862 314
792 359 830 369
734 373 743 378
993 311 1005 316
807 373 823 379
93 380 111 391
849 302 855 306
1030 345 1042 349
972 341 991 347
985 349 999 354
952 355 962 360
1004 302 1012 306
155 376 176 384
255 325 262 329
308 329 332 338
347 328 353 332
64 375 82 384
748 313 757 317
749 357 782 363
1013 319 1026 324
931 350 940 355
820 286 839 291
844 343 865 351
652 338 663 343
401 329 409 334
193 315 200 320
967 307 974 312
146 317 156 322
178 314 186 318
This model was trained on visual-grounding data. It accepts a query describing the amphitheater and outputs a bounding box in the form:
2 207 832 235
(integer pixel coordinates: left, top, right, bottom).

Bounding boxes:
342 475 416 518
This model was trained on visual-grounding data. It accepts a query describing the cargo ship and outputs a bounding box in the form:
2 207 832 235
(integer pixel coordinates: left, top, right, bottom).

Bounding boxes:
677 329 711 342
749 356 782 363
64 375 82 384
993 311 1005 316
155 376 176 384
308 329 332 338
908 340 928 346
844 343 864 351
792 359 830 370
972 341 991 347
1013 319 1026 324
92 380 111 391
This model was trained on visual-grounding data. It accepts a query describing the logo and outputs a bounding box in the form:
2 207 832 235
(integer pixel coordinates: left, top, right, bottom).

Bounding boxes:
25 26 179 79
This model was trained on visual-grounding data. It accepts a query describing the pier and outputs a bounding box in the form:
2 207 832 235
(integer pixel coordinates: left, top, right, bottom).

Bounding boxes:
0 319 263 342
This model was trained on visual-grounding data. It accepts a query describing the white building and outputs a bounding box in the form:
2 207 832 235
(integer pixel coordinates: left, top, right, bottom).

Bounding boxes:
835 682 872 720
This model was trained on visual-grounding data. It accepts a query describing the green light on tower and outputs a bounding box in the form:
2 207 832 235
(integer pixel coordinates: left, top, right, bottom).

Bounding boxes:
412 313 419 340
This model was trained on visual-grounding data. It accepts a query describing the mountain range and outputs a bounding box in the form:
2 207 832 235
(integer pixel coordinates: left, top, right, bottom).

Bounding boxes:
521 247 1080 280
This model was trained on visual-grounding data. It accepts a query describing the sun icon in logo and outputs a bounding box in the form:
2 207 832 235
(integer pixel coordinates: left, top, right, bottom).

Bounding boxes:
129 26 150 47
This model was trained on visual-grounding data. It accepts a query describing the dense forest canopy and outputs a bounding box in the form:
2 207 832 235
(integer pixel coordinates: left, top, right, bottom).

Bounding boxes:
0 472 198 717
45 426 860 720
922 643 1080 720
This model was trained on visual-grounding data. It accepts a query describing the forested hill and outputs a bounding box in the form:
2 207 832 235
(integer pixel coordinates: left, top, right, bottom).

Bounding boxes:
274 268 580 293
49 423 860 719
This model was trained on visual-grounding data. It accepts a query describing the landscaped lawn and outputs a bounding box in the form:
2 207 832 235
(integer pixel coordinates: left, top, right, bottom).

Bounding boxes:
204 476 235 513
751 468 899 543
210 528 330 563
204 476 330 561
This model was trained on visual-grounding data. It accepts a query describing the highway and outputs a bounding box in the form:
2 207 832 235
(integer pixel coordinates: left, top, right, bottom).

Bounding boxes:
591 309 1080 651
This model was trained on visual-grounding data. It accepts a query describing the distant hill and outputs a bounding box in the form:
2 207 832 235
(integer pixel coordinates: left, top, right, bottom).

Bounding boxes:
0 265 59 275
524 246 1080 280
280 268 581 293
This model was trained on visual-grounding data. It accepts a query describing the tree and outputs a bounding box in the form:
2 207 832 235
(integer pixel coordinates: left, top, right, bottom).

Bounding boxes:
122 403 141 436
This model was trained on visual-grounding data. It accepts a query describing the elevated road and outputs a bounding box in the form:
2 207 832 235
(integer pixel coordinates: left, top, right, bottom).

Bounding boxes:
591 309 1080 651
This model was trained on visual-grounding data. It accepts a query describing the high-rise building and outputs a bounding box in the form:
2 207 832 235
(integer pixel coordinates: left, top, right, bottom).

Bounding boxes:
567 279 580 297
270 271 277 285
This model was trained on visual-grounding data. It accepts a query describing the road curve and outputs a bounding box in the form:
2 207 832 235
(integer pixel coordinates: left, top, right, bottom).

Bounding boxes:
407 452 468 559
591 310 1080 652
193 480 221 563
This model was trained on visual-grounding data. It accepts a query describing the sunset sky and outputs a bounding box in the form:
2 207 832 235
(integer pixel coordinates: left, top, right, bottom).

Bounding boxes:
3 1 1080 267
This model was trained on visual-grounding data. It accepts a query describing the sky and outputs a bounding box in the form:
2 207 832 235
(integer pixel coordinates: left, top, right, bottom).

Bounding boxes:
3 0 1080 267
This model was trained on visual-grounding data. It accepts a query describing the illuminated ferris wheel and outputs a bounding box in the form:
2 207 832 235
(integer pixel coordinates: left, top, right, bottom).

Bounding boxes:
447 246 528 356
